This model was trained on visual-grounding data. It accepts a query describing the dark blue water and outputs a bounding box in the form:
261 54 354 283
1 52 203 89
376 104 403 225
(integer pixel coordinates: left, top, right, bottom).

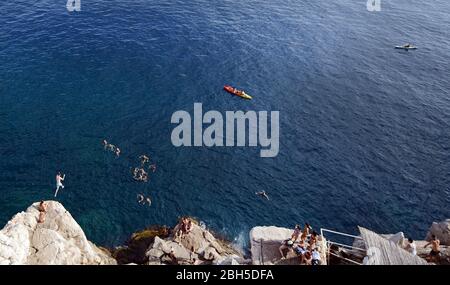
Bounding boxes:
1 0 449 247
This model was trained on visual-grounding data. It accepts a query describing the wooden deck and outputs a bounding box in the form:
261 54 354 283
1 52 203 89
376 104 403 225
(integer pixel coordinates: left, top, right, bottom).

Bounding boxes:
359 226 428 265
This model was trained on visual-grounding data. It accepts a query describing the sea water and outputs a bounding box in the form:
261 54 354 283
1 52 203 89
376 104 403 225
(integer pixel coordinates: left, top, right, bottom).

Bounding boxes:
0 0 449 246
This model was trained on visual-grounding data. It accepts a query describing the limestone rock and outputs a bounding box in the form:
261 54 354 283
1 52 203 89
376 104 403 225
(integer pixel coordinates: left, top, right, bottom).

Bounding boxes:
145 222 242 265
0 201 116 265
426 219 450 246
249 226 293 265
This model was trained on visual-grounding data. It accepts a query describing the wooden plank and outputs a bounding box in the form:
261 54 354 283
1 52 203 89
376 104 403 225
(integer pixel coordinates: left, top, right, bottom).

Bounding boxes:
359 226 428 265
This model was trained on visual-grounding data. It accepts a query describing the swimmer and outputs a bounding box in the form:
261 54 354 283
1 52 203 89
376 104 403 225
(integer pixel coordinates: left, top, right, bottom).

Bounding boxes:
149 164 157 173
139 155 150 166
141 171 149 182
102 139 108 149
115 147 121 157
54 171 65 197
137 194 145 204
145 197 152 206
108 144 115 152
256 191 269 200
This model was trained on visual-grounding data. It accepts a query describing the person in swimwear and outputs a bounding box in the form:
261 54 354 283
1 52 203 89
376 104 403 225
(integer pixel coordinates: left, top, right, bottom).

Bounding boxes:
301 223 311 242
425 235 441 263
38 201 47 223
255 191 269 200
140 155 150 166
137 194 145 204
54 171 65 197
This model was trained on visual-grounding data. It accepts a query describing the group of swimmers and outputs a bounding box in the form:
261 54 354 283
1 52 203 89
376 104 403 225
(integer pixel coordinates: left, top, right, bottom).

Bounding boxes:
278 223 322 265
103 139 121 157
132 155 157 182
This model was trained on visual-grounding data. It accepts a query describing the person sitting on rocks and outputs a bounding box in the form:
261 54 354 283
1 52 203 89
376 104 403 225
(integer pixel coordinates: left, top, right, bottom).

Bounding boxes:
425 235 440 263
311 247 321 265
38 201 47 223
405 237 417 256
174 217 191 241
292 224 301 242
303 248 312 265
309 231 319 249
294 240 307 261
301 222 312 242
279 239 294 259
181 217 192 235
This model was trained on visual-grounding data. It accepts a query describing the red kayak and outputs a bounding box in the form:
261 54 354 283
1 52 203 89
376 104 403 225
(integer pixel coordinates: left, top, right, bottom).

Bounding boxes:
223 85 252 100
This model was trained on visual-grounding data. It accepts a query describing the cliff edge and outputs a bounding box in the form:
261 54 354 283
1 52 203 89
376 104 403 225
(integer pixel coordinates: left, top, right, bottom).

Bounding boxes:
0 201 116 265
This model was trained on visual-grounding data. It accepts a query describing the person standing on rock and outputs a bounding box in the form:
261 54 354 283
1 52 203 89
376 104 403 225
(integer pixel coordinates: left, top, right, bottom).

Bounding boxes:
425 235 440 262
54 171 65 197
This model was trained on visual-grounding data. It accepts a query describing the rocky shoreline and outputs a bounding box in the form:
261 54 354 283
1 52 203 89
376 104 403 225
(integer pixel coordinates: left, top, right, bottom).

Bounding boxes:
0 201 449 265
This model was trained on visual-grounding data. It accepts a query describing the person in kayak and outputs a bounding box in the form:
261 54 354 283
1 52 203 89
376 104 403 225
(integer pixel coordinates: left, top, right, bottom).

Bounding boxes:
233 88 245 96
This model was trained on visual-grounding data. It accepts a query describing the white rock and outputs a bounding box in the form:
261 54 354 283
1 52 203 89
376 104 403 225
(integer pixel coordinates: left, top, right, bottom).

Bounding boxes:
0 201 116 265
249 226 293 265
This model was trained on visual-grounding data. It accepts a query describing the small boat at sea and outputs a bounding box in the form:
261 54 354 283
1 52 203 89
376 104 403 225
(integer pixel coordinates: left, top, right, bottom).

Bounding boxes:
395 44 417 50
223 85 252 100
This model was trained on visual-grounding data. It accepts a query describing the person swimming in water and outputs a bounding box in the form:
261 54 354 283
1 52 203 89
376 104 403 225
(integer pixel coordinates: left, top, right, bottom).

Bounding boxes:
149 164 157 173
137 194 145 204
137 194 151 206
256 191 269 200
133 167 149 182
140 155 150 166
102 139 108 149
54 171 65 197
115 147 121 157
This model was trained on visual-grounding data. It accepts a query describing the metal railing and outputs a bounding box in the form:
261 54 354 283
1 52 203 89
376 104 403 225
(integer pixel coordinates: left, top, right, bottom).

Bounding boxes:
320 228 366 265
